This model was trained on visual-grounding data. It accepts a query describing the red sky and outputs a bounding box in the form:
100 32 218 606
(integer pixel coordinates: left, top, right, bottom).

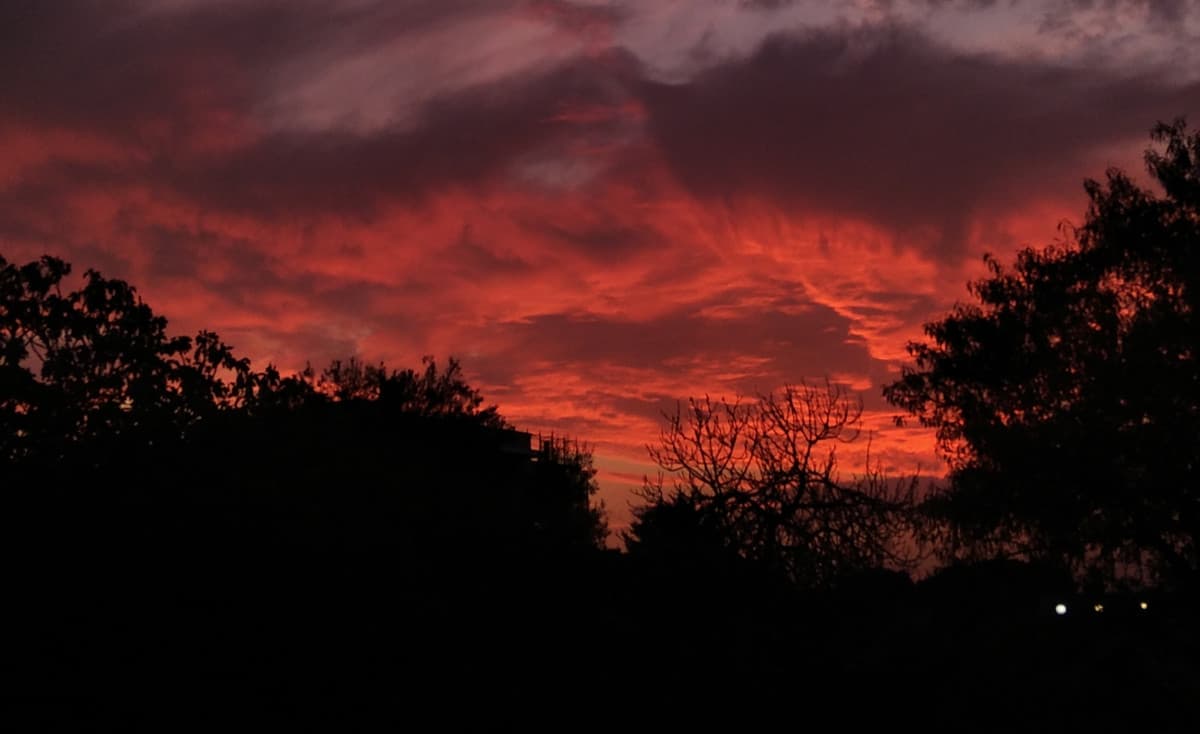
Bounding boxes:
3 0 1198 536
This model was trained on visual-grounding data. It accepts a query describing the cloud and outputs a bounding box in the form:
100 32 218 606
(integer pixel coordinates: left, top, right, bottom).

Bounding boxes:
640 24 1200 256
3 1 1198 533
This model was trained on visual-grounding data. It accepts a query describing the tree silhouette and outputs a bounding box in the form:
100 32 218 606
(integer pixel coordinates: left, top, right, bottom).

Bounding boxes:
630 380 918 588
309 354 507 428
528 435 609 550
1 255 261 468
1 253 607 554
884 119 1200 589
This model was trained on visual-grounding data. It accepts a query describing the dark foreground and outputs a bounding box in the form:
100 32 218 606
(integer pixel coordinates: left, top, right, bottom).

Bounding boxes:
8 498 1199 731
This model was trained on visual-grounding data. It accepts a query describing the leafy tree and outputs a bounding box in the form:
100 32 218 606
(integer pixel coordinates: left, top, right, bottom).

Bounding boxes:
0 255 259 466
528 435 608 550
3 254 618 719
310 355 506 428
629 380 918 588
884 119 1200 589
0 253 607 552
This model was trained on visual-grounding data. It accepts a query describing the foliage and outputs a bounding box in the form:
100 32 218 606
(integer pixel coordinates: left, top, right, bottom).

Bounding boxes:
884 119 1200 588
0 255 259 464
529 435 608 550
0 253 607 551
309 355 507 428
629 380 918 588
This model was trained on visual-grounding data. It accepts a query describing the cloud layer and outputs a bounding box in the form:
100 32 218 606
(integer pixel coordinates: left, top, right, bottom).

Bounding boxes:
3 0 1198 534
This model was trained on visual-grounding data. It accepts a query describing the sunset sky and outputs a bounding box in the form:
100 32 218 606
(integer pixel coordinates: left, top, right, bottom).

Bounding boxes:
3 0 1198 534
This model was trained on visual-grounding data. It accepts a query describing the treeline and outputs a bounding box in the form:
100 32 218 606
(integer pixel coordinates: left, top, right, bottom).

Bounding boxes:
1 258 606 560
2 255 621 722
5 119 1200 727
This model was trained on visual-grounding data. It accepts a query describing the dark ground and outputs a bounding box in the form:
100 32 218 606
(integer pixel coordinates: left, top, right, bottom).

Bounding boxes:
8 502 1199 731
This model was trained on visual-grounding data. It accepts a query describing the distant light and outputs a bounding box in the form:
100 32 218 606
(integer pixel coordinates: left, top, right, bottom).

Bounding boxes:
1139 601 1149 611
1093 604 1104 613
1055 603 1068 616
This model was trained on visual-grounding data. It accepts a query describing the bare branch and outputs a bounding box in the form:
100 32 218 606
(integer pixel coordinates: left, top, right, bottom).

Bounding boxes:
643 380 920 587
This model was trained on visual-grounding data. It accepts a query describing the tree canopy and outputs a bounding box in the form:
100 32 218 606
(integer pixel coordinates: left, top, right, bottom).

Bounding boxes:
1 253 607 554
0 255 259 465
628 381 918 589
884 120 1200 589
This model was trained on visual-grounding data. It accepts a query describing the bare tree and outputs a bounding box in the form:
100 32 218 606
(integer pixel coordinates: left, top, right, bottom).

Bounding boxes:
636 380 919 587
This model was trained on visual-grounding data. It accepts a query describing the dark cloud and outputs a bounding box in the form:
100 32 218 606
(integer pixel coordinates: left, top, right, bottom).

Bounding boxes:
452 226 536 277
0 0 517 136
5 54 640 228
526 0 627 33
0 0 642 222
2 0 287 139
515 218 662 261
15 5 1193 247
639 25 1200 254
738 0 798 9
476 303 878 386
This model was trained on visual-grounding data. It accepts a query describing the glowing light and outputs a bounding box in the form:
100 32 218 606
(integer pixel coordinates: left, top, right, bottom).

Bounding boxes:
1054 603 1067 616
1093 604 1104 613
1139 601 1149 611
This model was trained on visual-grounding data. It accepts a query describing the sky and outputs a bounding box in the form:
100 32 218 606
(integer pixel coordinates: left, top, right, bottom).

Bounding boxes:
3 0 1198 536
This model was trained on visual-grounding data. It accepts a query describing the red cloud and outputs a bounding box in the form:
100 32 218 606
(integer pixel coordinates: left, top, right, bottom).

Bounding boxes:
2 2 1195 534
